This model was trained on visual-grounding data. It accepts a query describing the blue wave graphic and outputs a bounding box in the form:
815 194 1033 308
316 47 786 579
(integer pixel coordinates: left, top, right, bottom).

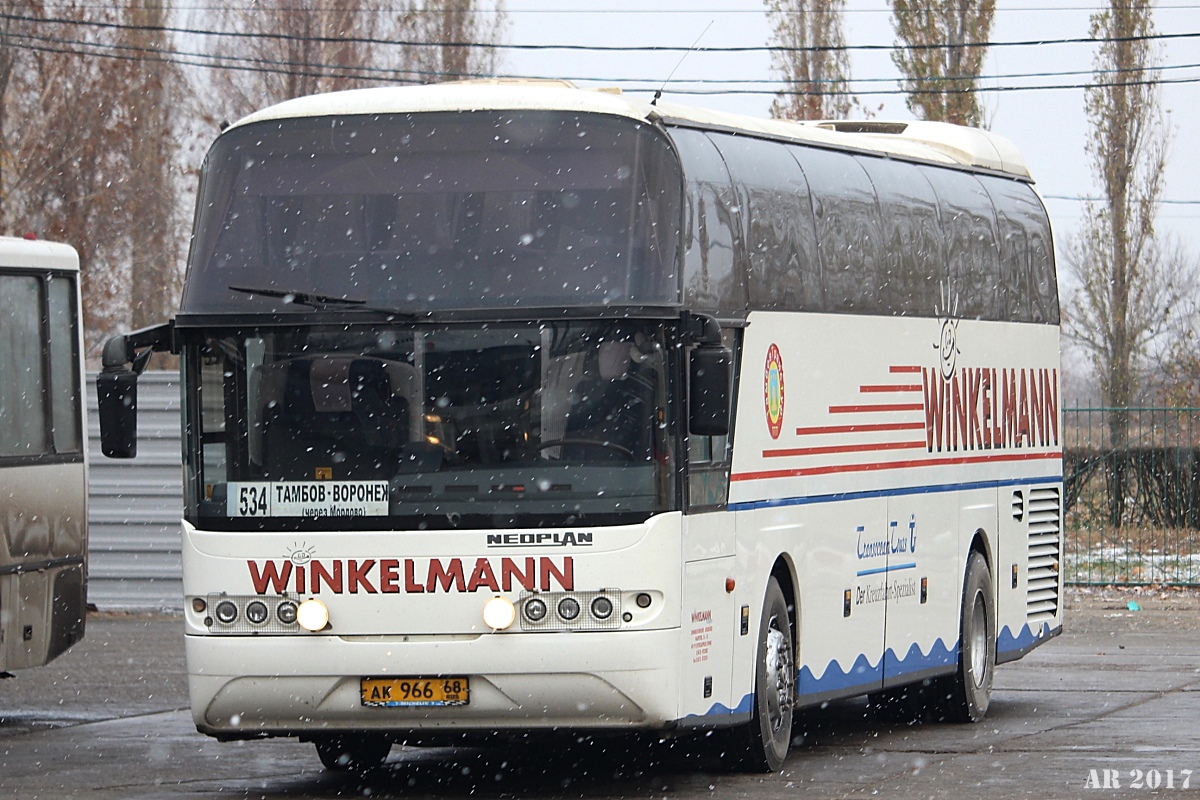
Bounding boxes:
698 693 755 718
695 624 1054 717
799 637 958 696
998 621 1052 654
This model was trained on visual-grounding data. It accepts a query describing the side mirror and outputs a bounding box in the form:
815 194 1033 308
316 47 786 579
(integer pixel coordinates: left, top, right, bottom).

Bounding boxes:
689 345 732 436
97 368 139 458
94 322 175 459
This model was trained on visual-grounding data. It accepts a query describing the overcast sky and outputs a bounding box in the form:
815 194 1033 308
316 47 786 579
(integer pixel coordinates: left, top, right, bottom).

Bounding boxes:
502 0 1200 255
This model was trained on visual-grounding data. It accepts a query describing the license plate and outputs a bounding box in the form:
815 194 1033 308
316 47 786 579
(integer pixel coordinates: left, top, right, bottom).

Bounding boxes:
360 677 469 707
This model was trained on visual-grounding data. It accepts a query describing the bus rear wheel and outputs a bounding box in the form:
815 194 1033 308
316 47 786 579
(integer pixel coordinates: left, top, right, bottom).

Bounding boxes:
936 551 995 723
313 734 392 772
723 576 794 772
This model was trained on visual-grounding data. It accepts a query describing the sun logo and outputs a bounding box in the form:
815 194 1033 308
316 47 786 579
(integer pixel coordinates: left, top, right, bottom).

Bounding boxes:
764 344 785 440
285 542 316 565
934 283 961 381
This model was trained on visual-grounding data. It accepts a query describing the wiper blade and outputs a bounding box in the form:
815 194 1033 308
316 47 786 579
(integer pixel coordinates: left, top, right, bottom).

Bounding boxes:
229 285 414 318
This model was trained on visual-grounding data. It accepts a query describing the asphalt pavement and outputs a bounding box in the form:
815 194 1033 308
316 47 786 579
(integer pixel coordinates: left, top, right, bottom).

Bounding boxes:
1 587 1198 799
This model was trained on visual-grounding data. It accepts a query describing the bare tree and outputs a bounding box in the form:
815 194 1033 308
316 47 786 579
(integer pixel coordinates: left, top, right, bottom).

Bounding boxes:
0 2 139 350
763 0 853 120
397 0 508 84
1145 239 1200 407
121 0 183 330
1064 0 1173 524
203 1 391 124
889 0 994 126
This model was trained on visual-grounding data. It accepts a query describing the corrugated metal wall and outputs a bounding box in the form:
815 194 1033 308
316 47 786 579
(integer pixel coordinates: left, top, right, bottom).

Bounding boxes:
86 371 184 611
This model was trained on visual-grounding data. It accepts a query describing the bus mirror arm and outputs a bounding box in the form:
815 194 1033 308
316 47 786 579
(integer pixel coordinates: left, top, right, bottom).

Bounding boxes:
97 322 174 459
685 313 723 347
685 313 732 437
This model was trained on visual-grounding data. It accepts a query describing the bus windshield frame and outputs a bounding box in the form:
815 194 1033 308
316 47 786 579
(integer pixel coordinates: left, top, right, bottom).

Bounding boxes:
181 318 682 532
180 110 683 317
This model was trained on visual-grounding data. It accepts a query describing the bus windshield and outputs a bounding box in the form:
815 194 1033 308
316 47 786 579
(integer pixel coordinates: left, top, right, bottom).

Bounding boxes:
187 320 677 530
181 111 682 315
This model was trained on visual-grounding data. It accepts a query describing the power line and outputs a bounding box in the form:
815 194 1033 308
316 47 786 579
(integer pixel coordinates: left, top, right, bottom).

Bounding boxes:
3 11 1199 54
5 31 1197 98
1044 194 1200 205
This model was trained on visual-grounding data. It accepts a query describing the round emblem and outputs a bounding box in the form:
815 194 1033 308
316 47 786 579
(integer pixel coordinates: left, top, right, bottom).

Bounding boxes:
764 344 785 440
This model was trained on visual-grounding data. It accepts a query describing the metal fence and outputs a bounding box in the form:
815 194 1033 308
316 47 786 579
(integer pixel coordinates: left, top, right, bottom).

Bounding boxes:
86 371 184 611
1064 407 1200 586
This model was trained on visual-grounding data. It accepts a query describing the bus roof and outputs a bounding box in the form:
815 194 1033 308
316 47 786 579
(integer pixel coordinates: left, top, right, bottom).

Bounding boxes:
230 80 1032 180
0 236 79 272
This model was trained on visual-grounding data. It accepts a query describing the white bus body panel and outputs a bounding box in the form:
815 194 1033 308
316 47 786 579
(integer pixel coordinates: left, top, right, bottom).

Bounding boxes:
728 311 1062 705
183 514 688 734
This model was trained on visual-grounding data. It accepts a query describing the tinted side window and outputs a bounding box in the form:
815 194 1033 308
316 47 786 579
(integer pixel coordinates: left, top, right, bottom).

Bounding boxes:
790 146 884 314
982 176 1059 324
0 275 48 457
858 156 945 317
707 134 819 311
672 128 747 316
48 276 82 453
924 168 1000 320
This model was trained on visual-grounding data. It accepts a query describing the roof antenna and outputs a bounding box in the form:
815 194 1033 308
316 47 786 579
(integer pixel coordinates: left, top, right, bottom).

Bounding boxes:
652 20 714 107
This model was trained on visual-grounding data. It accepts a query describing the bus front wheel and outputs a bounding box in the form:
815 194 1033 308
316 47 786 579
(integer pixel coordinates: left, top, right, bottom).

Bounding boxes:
723 576 794 772
313 734 391 772
937 551 995 722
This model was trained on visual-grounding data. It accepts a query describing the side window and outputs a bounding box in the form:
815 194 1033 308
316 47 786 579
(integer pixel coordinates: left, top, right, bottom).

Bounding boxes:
790 146 884 314
48 276 82 454
707 134 819 311
687 328 740 510
924 168 1001 320
981 176 1059 324
671 128 747 316
858 156 945 317
0 275 47 457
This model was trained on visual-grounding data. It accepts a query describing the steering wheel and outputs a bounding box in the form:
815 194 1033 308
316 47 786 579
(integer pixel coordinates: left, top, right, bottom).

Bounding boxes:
535 438 635 460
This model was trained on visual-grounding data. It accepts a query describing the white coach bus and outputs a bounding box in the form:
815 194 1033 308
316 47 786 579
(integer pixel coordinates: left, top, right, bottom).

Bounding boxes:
0 237 87 676
97 81 1062 772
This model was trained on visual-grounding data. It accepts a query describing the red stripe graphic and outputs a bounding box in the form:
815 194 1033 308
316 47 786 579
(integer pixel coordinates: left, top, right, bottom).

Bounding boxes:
795 421 925 436
763 440 926 459
890 365 922 374
829 403 924 414
732 450 1061 483
860 384 922 393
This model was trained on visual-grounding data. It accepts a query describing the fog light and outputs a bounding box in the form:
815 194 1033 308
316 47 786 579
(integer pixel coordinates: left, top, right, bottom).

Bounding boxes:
591 596 613 620
482 596 516 630
296 598 329 632
558 597 580 621
214 600 238 624
523 597 548 622
277 600 298 625
246 600 269 625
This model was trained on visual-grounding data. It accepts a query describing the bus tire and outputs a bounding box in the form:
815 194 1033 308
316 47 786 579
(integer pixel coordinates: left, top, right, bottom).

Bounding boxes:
939 551 995 723
313 734 391 772
723 576 794 772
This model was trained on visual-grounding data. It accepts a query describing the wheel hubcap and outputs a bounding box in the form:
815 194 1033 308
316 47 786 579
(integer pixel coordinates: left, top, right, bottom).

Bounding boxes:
764 615 794 735
969 591 988 688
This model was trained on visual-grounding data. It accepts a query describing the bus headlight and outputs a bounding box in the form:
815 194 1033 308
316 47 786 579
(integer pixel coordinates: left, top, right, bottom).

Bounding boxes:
277 600 298 625
523 597 548 622
482 596 516 630
557 597 581 621
591 596 614 620
245 600 269 625
214 600 238 624
296 598 330 632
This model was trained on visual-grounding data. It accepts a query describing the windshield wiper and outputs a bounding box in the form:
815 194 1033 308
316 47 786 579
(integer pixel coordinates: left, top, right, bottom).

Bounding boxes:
229 285 414 319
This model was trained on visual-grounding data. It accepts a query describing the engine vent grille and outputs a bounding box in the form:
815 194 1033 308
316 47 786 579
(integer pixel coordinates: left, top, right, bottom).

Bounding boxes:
1027 486 1061 622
